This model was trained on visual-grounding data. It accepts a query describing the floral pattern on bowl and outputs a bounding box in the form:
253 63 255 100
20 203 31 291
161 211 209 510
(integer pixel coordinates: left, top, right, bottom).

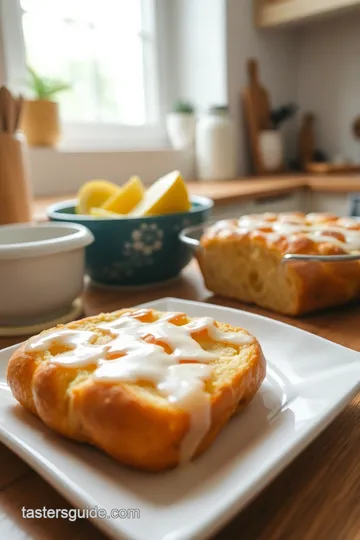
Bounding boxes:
126 223 164 256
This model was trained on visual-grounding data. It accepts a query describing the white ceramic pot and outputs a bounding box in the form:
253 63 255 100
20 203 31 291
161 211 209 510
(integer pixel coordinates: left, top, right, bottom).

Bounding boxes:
166 113 196 150
0 222 94 326
258 130 284 171
196 106 237 181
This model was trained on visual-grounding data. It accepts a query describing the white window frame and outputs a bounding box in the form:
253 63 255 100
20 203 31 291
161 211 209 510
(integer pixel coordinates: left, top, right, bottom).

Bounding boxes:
0 0 170 150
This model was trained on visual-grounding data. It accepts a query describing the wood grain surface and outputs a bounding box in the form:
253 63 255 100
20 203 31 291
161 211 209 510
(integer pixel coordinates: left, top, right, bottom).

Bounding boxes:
0 262 359 540
33 174 360 221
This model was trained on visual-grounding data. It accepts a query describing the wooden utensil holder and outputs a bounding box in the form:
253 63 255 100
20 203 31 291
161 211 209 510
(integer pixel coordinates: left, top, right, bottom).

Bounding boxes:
0 132 32 225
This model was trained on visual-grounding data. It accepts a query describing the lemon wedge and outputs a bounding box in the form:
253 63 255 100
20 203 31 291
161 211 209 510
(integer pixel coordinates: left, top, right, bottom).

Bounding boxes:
90 207 124 218
101 176 144 214
131 171 190 217
76 180 120 215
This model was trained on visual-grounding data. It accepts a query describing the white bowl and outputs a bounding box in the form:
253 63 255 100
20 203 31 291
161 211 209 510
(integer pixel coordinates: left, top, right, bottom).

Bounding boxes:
0 222 94 326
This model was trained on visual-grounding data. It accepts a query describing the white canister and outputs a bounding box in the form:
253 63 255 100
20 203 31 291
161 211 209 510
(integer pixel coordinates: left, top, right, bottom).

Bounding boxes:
258 130 284 171
196 106 237 181
166 112 196 150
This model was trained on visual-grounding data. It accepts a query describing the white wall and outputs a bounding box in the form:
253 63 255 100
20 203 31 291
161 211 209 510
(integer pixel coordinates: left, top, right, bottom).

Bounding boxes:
29 148 194 196
170 0 227 110
0 11 6 84
226 0 298 174
296 11 360 163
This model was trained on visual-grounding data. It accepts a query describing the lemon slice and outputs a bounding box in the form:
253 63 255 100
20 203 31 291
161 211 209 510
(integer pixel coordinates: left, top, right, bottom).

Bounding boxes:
76 180 120 215
90 207 124 218
101 176 144 214
131 171 190 217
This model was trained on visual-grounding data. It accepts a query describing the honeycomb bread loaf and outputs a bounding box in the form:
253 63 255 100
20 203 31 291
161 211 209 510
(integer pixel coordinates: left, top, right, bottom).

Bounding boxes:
7 308 265 471
198 212 360 316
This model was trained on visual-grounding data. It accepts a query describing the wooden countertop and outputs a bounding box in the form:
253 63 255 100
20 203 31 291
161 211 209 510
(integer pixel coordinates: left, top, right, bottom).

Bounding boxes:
33 174 360 220
0 262 359 540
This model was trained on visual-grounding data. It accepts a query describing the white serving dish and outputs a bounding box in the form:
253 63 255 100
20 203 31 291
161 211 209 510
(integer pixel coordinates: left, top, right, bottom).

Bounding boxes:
0 298 359 540
0 222 93 325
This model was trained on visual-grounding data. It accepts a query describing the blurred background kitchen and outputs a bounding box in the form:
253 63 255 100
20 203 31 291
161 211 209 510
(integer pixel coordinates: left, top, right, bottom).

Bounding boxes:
1 0 360 218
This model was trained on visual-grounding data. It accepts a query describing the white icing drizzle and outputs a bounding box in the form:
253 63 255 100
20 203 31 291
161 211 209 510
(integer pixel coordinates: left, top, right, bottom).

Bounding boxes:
217 229 234 239
24 311 253 462
278 214 305 224
98 316 218 363
184 316 252 344
337 217 360 228
213 213 360 253
158 363 212 461
159 311 185 321
27 329 94 352
307 233 348 250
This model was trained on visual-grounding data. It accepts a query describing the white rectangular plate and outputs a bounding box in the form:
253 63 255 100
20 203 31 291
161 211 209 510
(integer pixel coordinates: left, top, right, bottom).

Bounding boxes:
0 298 359 540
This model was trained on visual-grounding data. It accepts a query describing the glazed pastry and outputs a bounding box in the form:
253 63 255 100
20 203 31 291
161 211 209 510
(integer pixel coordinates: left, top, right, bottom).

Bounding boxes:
198 212 360 315
7 308 265 471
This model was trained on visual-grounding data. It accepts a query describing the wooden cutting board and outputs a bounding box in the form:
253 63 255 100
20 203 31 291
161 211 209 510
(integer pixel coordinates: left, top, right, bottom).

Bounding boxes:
247 58 272 131
242 58 284 175
299 113 315 169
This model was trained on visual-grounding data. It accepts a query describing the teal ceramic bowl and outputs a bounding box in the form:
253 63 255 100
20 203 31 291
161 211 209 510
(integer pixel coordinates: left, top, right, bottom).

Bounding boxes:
47 196 213 287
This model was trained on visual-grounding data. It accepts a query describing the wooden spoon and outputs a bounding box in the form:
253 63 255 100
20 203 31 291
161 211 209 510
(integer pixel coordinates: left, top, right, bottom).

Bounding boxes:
0 87 15 134
14 95 24 132
0 87 6 133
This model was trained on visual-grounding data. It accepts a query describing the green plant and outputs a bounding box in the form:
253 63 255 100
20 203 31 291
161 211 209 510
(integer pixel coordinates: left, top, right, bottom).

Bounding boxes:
270 103 298 130
27 66 71 101
173 99 195 114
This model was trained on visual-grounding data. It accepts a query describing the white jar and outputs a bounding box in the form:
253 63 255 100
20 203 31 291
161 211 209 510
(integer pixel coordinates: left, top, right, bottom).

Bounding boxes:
196 106 237 181
166 112 196 150
258 130 284 171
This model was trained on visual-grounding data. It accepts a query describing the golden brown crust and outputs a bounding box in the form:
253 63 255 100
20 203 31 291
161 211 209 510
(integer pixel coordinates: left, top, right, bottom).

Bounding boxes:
7 308 265 471
199 212 360 316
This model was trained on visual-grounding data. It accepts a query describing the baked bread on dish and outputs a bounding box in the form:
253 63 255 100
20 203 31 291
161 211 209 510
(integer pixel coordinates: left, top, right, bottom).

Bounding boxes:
198 212 360 316
7 307 265 471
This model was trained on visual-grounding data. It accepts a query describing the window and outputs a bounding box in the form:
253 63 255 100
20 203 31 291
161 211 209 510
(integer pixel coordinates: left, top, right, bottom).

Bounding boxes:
0 0 168 149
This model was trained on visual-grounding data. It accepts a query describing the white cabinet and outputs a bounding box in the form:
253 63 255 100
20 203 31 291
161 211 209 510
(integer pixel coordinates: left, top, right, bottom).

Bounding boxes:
210 190 354 221
306 192 352 216
211 191 305 220
249 190 305 214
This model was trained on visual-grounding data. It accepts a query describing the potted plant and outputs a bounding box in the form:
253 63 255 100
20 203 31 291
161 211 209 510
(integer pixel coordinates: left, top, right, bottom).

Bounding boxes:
166 99 196 150
259 103 298 171
21 67 71 147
